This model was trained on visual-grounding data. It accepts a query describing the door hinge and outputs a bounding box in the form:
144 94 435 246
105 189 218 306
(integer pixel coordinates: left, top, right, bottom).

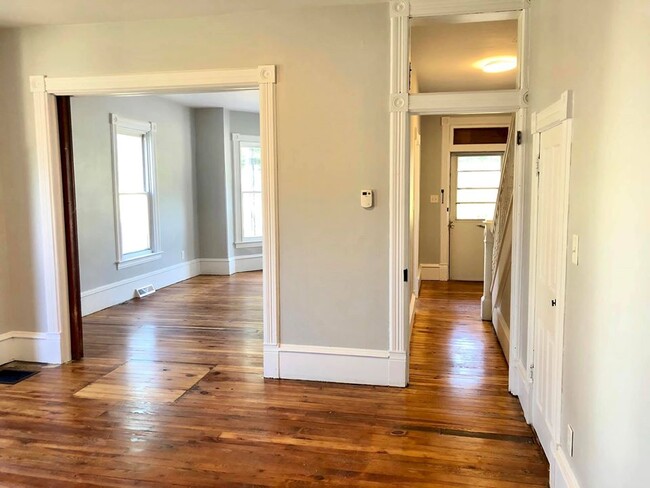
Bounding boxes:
403 268 408 283
529 363 535 381
551 299 557 307
516 130 522 145
536 155 541 176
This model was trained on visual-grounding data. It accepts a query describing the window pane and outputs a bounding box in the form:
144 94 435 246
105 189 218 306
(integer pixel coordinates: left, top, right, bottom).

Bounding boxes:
241 191 262 239
457 203 496 220
457 155 502 171
457 188 499 203
119 194 151 254
457 170 501 188
240 145 262 192
453 127 509 145
117 133 146 193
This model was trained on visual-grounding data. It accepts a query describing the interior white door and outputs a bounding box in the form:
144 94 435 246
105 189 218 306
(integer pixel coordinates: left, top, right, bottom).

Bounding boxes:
531 121 571 460
449 154 502 281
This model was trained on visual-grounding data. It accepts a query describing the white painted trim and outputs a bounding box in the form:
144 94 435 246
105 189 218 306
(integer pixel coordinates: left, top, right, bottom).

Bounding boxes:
440 115 512 282
110 113 161 269
81 259 202 316
116 251 163 270
199 254 263 276
409 0 525 18
233 254 263 273
30 65 279 368
419 263 442 281
493 306 510 363
528 93 573 462
409 90 522 115
234 241 262 249
450 143 507 152
409 292 416 342
388 0 410 388
232 133 262 246
513 358 532 422
552 447 582 488
0 331 62 365
531 91 572 134
266 343 406 386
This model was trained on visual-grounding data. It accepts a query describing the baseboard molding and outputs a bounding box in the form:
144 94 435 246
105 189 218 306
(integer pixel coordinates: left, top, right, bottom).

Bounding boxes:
552 447 581 488
200 254 263 275
420 263 440 281
80 255 264 316
512 358 532 423
263 344 407 387
81 259 201 316
0 331 62 365
493 307 510 363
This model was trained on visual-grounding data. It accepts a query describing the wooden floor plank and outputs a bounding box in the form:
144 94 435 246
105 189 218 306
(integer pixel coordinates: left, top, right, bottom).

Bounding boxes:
0 274 549 486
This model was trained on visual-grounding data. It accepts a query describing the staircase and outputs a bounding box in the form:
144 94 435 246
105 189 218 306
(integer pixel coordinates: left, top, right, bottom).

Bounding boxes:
482 117 515 362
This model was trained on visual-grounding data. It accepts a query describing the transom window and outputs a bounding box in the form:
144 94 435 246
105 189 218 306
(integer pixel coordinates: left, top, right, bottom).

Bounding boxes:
232 133 262 247
455 154 502 220
110 114 161 268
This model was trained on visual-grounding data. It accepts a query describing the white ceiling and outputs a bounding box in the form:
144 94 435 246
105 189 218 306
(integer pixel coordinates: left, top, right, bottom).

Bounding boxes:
0 0 384 28
411 18 519 93
158 91 260 113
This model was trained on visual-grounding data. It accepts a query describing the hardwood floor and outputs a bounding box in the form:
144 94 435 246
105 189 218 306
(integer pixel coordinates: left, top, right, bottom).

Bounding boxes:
0 274 549 487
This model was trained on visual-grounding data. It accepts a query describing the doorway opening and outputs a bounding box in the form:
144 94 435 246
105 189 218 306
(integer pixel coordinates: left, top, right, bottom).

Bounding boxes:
59 90 264 367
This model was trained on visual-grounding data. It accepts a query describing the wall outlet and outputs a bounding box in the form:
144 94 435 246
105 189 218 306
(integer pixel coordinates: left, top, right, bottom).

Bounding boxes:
430 194 439 204
567 424 575 457
181 250 186 260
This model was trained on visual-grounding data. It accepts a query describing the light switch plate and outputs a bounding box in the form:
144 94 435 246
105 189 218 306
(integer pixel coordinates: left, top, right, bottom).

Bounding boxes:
571 235 579 265
430 194 439 204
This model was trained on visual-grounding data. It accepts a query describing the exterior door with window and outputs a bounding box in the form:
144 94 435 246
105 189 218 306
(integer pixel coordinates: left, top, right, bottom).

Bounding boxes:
449 154 502 281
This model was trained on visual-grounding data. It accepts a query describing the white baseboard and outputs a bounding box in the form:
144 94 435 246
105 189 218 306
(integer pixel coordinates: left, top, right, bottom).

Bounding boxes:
0 331 62 365
420 263 441 281
199 258 233 275
511 358 532 423
80 255 264 317
493 307 510 363
233 254 263 273
552 447 581 488
263 344 407 387
81 259 201 316
200 254 263 275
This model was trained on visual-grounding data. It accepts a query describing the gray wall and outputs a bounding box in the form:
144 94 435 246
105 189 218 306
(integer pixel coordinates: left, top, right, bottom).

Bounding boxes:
193 107 229 260
71 95 198 292
0 4 389 349
194 108 261 260
528 0 650 485
418 115 442 265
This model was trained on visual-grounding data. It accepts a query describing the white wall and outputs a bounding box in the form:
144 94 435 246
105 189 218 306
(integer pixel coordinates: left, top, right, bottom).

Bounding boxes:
529 0 650 486
0 4 390 349
71 95 198 292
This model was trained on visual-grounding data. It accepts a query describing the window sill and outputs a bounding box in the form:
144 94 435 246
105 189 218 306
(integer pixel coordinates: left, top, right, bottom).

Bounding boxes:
116 251 163 270
234 241 262 249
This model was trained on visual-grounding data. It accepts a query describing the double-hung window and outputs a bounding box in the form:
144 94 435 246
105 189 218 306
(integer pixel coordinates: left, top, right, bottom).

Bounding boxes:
232 133 262 247
110 114 161 269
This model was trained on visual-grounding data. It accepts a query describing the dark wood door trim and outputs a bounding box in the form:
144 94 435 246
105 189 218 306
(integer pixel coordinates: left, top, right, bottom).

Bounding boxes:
56 96 83 360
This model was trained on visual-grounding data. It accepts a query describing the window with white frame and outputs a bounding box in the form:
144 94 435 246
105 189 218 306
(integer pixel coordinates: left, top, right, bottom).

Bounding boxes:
110 114 161 269
232 134 262 247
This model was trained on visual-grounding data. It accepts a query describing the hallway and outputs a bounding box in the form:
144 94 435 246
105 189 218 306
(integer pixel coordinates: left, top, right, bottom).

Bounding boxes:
0 275 548 486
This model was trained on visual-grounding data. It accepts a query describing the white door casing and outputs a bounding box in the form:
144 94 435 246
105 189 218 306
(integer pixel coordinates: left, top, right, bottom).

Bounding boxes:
530 93 572 461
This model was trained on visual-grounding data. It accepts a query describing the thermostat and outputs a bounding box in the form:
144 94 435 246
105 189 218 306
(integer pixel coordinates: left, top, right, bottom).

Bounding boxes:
361 190 374 209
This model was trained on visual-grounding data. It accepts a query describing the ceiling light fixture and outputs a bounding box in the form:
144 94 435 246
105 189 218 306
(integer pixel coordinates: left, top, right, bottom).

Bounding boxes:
475 56 517 73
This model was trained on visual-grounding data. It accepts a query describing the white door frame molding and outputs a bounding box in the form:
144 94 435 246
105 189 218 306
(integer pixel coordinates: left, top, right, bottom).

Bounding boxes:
440 115 512 281
389 0 528 388
527 90 573 461
29 66 280 374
